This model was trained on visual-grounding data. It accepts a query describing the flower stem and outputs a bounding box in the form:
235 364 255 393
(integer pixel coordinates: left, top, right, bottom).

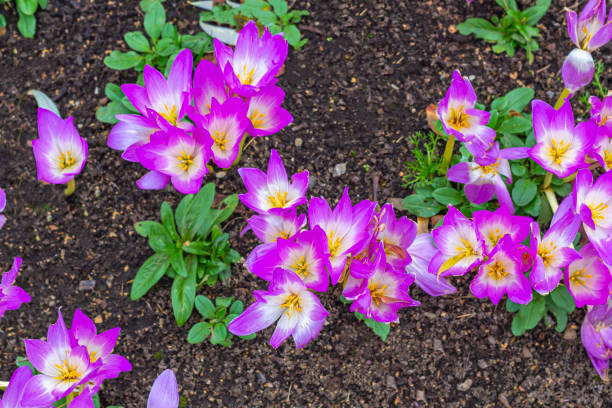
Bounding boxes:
64 179 75 197
554 88 570 110
543 188 559 213
417 217 429 234
542 172 553 189
0 380 8 390
440 135 455 174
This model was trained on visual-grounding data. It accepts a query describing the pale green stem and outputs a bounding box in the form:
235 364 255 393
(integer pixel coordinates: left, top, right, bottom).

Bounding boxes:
542 172 553 190
543 188 559 213
64 178 76 197
554 88 570 110
440 135 456 174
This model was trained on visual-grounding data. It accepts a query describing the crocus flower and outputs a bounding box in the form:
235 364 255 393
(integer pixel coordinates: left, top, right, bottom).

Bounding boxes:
573 169 612 265
247 227 329 292
372 203 417 273
0 188 5 230
405 233 457 297
228 268 328 349
0 257 30 320
592 131 612 171
438 70 496 157
528 99 596 178
562 48 595 93
214 20 288 97
136 127 212 194
308 188 375 284
345 248 419 322
529 213 581 295
473 206 531 255
447 145 528 211
470 236 533 305
564 244 612 308
196 97 250 169
246 86 293 136
32 108 88 184
21 310 102 408
238 149 309 214
148 370 179 408
581 300 612 382
191 59 228 117
589 95 612 130
566 0 612 52
428 205 485 277
0 366 33 408
242 207 306 244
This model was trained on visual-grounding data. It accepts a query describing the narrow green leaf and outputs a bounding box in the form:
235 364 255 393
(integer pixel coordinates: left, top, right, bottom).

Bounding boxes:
16 0 38 15
144 1 166 41
210 323 228 344
131 253 170 300
134 220 162 237
169 250 188 278
17 12 36 37
171 266 196 326
160 201 178 241
550 285 576 313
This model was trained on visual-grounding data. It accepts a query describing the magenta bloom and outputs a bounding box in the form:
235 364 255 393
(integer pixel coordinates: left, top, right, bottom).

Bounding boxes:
214 21 288 97
429 205 485 277
32 108 88 184
191 59 228 117
0 366 33 408
21 310 102 408
246 86 293 136
564 244 612 308
372 203 417 273
239 149 309 214
528 99 596 178
438 70 496 157
247 227 329 292
562 48 596 93
529 213 581 295
0 257 31 321
567 0 612 52
581 300 612 381
470 236 533 305
136 127 211 194
473 206 531 255
148 370 179 408
405 233 457 296
589 95 612 129
0 188 6 230
228 268 328 349
344 248 419 323
243 207 306 244
308 188 375 284
573 169 612 265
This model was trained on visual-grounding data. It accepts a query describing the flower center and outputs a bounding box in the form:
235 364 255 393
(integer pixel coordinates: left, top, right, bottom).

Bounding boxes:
570 266 593 287
537 241 557 267
290 255 308 278
267 191 288 207
478 161 499 176
280 294 302 317
161 104 178 125
369 282 387 306
212 130 227 151
176 150 194 172
328 230 342 257
237 64 256 85
250 109 266 128
604 150 612 170
54 359 82 383
489 227 503 247
487 260 508 280
548 139 571 165
448 105 470 130
456 238 476 258
588 202 609 224
58 150 76 169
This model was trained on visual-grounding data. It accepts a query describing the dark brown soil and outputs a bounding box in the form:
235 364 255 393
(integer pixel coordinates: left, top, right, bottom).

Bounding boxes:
1 0 611 406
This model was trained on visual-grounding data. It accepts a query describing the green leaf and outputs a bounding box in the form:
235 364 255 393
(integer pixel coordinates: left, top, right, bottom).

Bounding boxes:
131 253 170 300
16 0 38 15
216 296 233 309
512 179 537 207
140 0 165 12
175 194 194 238
432 187 463 206
169 250 188 278
269 0 288 16
134 220 161 237
104 50 144 70
523 0 551 25
553 182 573 197
171 265 196 326
283 24 302 48
490 96 508 112
187 321 211 344
96 100 131 124
550 285 575 313
522 193 541 217
503 88 535 112
519 295 546 331
17 12 36 38
511 163 527 177
161 22 177 40
229 300 244 315
27 89 60 116
506 299 521 313
104 83 124 101
210 323 228 344
358 313 391 342
148 222 174 253
144 1 166 41
160 201 179 241
239 333 256 340
498 116 532 134
547 301 568 332
125 31 151 52
38 0 47 8
181 183 215 240
457 18 504 42
195 295 216 319
511 313 526 336
155 38 179 56
402 194 444 218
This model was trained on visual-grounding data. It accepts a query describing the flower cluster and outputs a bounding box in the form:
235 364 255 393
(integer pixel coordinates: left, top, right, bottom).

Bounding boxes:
0 257 30 321
229 149 454 349
581 299 612 382
107 21 292 194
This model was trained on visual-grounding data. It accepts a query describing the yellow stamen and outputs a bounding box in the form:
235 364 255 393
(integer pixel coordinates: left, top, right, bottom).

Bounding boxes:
448 106 470 130
328 230 342 258
268 191 288 207
176 150 194 172
212 130 227 151
369 282 387 306
90 351 97 363
604 150 612 169
548 139 571 165
237 64 256 85
538 241 557 267
570 266 593 287
250 109 266 128
160 104 178 125
589 202 609 224
58 150 76 169
280 294 302 317
437 237 478 277
487 260 508 280
290 255 308 278
278 230 290 240
54 359 82 383
489 227 504 247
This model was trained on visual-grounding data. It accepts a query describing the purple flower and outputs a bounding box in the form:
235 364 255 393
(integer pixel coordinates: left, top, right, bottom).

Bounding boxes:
592 131 612 172
589 96 612 171
372 203 417 273
195 97 250 169
32 108 88 184
470 236 533 305
214 21 288 97
136 127 211 194
238 149 309 214
344 248 419 323
529 213 581 295
148 370 179 408
567 0 612 52
438 70 496 157
473 206 531 255
405 233 457 297
528 99 596 178
562 48 596 93
242 207 306 244
564 244 612 308
0 188 6 230
21 310 102 408
0 257 31 321
228 268 328 349
308 188 375 284
0 366 33 408
429 205 485 277
589 95 612 129
191 59 228 117
581 300 612 382
246 86 293 136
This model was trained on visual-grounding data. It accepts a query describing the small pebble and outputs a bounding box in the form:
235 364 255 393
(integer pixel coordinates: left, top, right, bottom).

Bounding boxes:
433 339 444 353
416 390 426 401
386 375 397 390
563 327 577 340
256 371 266 384
294 137 303 147
216 171 227 179
46 214 53 222
332 162 347 177
79 280 96 291
457 379 473 391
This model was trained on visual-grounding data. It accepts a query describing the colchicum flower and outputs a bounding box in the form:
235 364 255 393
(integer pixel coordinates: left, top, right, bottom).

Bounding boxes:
0 257 31 321
246 86 293 136
242 207 306 244
589 95 612 171
562 48 596 93
372 203 417 273
528 99 596 178
238 149 309 214
581 300 612 382
0 187 6 230
405 233 457 297
438 70 496 157
214 20 288 97
470 236 533 305
148 370 179 408
564 244 612 308
473 206 531 255
190 59 228 118
566 0 612 53
228 268 328 349
0 366 33 408
32 108 88 184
